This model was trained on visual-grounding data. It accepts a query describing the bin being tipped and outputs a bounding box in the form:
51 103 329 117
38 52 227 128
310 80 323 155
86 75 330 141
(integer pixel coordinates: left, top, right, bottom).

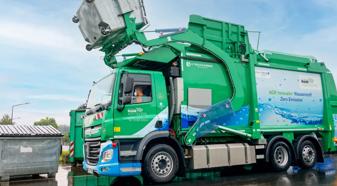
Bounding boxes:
73 0 147 50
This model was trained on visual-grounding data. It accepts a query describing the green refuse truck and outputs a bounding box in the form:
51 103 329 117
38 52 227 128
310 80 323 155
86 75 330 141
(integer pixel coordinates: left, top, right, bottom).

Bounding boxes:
72 0 337 184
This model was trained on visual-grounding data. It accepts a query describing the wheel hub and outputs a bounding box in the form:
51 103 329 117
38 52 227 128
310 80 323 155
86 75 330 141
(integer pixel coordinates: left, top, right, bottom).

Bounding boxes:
274 146 289 167
151 152 173 177
302 145 315 164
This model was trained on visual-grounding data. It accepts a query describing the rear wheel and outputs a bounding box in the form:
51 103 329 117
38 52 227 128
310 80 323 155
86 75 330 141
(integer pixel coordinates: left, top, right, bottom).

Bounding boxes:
143 144 179 184
269 141 292 171
298 140 317 169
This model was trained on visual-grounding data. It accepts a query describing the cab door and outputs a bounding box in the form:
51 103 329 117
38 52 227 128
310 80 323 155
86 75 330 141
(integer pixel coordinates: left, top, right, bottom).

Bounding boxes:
113 71 158 139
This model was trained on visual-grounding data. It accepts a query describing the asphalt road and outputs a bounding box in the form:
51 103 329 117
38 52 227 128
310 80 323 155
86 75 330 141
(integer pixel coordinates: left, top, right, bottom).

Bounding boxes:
2 155 337 186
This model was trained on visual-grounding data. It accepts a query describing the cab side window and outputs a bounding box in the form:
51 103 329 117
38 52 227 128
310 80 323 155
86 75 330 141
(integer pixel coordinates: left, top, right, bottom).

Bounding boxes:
132 84 152 104
119 73 152 105
131 74 152 104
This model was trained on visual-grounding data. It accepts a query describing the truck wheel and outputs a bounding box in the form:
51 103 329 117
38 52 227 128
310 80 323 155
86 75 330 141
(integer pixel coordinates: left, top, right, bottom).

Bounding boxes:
269 141 292 171
143 144 179 184
298 140 317 169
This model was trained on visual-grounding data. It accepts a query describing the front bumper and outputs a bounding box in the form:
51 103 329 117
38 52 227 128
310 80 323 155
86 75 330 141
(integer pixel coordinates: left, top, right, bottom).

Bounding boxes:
83 140 141 177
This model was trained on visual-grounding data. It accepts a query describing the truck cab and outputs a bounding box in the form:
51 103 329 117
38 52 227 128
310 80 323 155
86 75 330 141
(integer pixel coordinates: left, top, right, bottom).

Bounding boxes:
83 67 171 178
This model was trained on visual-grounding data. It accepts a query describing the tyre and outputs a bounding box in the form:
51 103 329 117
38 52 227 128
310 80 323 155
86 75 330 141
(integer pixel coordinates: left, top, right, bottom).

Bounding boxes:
269 141 292 171
143 144 179 184
298 140 317 169
32 174 40 179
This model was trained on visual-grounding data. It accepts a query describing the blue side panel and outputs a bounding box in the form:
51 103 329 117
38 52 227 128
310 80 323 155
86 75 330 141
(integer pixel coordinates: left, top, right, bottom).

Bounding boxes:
182 113 198 128
258 103 323 125
211 105 249 126
181 104 250 130
158 118 170 131
83 141 141 177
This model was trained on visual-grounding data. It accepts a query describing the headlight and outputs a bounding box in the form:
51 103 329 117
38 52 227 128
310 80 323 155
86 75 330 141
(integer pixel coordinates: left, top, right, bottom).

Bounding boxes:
102 149 113 162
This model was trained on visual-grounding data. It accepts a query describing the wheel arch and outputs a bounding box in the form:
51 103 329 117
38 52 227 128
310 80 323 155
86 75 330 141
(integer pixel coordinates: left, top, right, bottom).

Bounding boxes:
294 134 324 163
135 131 186 176
265 136 295 163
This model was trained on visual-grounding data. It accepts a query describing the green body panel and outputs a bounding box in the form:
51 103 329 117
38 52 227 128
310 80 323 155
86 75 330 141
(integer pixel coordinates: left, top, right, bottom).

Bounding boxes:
181 58 233 106
82 12 337 154
69 109 85 163
68 173 127 186
188 15 250 59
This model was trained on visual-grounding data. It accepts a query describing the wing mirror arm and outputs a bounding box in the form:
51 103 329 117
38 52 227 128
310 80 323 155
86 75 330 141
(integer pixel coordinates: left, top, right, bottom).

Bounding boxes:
117 74 133 112
117 96 132 112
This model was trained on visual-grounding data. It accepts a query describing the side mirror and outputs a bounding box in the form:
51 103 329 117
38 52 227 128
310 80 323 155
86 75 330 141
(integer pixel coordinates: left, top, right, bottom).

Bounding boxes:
117 104 124 112
123 95 132 105
117 96 132 112
124 76 134 94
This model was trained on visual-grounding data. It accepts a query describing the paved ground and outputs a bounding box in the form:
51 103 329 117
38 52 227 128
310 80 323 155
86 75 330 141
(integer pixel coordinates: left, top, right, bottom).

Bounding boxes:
1 155 337 186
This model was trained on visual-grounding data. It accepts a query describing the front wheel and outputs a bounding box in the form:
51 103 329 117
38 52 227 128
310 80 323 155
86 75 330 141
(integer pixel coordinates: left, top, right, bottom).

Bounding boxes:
143 144 179 184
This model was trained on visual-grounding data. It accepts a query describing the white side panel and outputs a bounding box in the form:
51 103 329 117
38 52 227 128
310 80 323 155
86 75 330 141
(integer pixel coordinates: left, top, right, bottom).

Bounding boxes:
255 67 323 126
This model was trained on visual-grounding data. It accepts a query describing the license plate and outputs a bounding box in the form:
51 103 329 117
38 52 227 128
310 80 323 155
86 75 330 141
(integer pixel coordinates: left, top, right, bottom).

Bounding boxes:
88 168 94 174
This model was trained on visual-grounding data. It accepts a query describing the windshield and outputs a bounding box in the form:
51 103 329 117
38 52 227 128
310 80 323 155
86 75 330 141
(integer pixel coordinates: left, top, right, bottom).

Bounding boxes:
87 72 116 109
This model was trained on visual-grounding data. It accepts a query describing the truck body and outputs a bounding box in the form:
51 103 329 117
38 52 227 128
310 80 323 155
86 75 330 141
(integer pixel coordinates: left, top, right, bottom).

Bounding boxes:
69 108 85 165
73 0 337 183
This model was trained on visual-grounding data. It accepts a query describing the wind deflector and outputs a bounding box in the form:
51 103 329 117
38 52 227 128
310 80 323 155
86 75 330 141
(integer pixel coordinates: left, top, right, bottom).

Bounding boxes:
118 47 178 69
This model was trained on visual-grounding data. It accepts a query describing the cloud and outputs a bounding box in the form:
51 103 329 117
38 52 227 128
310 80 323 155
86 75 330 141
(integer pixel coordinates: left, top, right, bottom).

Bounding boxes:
28 94 84 102
313 0 337 10
259 23 337 81
263 24 337 56
0 75 9 84
0 20 79 51
11 109 71 126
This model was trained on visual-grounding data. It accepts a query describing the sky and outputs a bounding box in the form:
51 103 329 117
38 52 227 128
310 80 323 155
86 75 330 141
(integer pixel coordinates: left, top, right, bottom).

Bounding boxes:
0 0 337 126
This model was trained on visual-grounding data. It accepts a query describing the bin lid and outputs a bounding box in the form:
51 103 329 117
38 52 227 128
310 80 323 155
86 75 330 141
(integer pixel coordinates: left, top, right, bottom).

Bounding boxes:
0 125 62 137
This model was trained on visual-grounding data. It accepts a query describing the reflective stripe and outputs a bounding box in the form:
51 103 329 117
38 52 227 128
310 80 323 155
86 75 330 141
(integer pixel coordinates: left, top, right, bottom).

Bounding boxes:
70 141 74 157
120 151 137 157
95 112 104 120
120 167 142 172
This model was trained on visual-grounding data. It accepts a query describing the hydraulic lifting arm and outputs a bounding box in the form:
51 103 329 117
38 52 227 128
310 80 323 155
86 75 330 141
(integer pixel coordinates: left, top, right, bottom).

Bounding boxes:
101 13 246 113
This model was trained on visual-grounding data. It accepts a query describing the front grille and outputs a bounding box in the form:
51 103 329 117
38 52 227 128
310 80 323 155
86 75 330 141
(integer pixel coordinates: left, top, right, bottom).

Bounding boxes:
85 138 101 165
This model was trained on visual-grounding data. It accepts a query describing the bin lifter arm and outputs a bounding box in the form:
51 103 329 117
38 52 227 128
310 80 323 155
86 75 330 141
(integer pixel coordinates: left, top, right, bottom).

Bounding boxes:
102 13 245 112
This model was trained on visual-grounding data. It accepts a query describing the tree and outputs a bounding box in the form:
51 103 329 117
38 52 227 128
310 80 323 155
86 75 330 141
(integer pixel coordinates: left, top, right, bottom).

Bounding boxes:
34 117 58 129
62 132 70 145
0 114 13 125
58 125 70 145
